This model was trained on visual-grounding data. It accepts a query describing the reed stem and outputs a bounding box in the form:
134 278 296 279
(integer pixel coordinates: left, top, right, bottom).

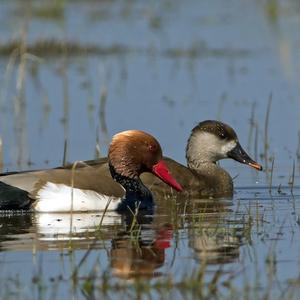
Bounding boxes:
264 94 272 172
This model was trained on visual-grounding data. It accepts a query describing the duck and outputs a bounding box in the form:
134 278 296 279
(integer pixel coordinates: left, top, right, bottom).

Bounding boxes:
141 120 262 198
0 130 182 212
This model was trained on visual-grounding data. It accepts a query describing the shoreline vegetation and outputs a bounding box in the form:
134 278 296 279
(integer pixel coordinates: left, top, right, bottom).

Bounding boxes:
0 39 252 58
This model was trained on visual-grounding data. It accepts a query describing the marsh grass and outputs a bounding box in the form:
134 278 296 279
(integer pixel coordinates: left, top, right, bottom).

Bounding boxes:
0 40 129 57
95 126 101 159
31 0 66 20
1 193 300 300
247 101 256 153
62 139 68 166
289 160 296 194
69 164 113 279
164 42 251 58
0 138 3 173
264 94 272 173
297 131 300 159
13 6 31 169
3 260 298 300
12 0 66 21
0 39 254 60
247 101 260 164
269 156 275 194
98 85 110 147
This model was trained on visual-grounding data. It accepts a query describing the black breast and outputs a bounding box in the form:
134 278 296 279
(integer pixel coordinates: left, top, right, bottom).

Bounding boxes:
109 164 154 212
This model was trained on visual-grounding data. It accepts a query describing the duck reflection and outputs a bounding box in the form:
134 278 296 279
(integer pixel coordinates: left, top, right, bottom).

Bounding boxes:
110 221 172 279
156 196 241 265
188 218 241 265
36 211 122 241
0 213 34 250
0 195 243 276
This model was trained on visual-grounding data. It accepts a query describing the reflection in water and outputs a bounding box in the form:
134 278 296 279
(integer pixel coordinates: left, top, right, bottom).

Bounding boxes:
36 212 121 241
176 198 241 265
0 197 243 278
0 213 33 243
111 223 172 279
189 226 240 265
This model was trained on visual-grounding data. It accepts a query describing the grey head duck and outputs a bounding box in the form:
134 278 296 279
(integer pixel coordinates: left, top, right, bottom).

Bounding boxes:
141 120 262 198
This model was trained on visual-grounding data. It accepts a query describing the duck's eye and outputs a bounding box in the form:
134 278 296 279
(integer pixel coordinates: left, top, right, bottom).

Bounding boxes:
220 133 227 140
148 144 157 152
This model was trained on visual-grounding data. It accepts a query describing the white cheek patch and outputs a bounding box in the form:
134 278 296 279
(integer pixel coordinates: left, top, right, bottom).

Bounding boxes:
221 140 237 156
34 182 121 212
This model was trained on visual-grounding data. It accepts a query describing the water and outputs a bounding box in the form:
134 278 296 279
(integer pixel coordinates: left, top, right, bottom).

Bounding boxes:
0 0 299 299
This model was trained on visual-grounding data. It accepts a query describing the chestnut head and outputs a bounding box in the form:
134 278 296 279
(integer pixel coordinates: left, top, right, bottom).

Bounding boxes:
109 130 182 191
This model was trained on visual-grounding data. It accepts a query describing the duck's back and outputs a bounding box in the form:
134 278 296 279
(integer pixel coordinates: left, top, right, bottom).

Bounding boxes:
141 157 233 198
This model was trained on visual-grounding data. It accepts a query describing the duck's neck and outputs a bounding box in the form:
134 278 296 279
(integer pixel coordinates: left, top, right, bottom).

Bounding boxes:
186 148 219 171
109 164 153 211
187 157 231 181
190 162 233 197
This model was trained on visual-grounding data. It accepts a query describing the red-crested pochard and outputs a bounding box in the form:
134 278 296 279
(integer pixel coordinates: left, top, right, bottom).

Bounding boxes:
0 130 182 212
141 120 262 198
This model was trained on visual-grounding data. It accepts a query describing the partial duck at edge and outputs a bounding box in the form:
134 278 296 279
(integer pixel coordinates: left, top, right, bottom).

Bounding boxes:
141 120 262 198
0 130 182 212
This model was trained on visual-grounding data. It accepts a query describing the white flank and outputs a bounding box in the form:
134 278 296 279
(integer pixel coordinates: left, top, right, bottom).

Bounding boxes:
34 182 121 212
